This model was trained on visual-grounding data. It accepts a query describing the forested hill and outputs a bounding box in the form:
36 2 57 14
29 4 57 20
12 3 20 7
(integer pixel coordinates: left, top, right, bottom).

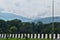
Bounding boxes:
0 19 60 34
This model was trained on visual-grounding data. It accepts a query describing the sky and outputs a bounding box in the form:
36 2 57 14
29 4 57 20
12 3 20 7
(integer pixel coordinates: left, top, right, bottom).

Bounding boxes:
0 0 60 18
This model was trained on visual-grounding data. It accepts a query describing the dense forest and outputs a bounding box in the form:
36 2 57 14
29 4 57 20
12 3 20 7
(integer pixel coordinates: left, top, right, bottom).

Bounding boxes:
0 19 60 34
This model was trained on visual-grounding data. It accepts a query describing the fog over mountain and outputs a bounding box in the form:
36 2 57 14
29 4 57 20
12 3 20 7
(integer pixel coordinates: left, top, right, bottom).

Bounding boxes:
0 0 60 23
0 0 60 18
34 17 60 24
0 13 60 24
0 13 32 22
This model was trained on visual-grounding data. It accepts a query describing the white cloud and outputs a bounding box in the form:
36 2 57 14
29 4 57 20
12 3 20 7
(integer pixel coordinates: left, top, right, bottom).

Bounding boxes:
0 0 60 18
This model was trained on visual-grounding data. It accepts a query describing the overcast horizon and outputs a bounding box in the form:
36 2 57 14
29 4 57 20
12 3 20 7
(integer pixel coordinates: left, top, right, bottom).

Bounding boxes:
0 0 60 18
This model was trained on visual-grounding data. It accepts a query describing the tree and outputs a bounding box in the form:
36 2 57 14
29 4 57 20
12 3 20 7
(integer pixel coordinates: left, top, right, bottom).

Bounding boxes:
9 26 17 34
35 22 44 33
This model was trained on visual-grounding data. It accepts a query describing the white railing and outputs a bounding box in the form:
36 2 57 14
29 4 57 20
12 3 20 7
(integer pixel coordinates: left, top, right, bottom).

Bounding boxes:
0 34 60 39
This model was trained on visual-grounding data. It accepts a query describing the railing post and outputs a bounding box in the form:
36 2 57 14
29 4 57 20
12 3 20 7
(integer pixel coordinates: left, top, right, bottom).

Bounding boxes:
0 34 1 38
45 34 48 39
2 34 3 38
49 34 52 39
41 34 44 39
31 34 33 38
21 34 23 38
12 34 14 38
34 34 37 38
38 34 40 38
18 34 20 38
53 34 56 39
28 34 30 38
57 34 60 39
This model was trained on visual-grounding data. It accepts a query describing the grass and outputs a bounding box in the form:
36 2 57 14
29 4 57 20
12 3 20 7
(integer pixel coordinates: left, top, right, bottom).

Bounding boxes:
0 38 52 40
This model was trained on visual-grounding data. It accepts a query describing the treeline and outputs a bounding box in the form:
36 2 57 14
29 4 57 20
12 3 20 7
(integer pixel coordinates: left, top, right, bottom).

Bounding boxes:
0 19 60 34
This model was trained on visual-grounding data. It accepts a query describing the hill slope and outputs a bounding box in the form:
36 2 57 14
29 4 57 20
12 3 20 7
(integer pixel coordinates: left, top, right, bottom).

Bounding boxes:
33 17 60 23
0 13 32 22
0 12 60 23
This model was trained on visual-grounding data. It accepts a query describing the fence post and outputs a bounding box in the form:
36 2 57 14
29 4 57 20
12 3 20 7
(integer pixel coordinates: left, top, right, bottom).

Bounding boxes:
21 34 23 38
28 34 30 38
57 34 60 39
31 34 33 38
18 34 20 38
15 34 17 38
41 34 44 39
34 34 37 38
45 34 48 39
0 34 1 38
2 34 4 38
9 34 12 38
53 34 56 39
49 34 52 39
12 34 14 38
24 34 26 38
38 34 40 38
4 34 6 38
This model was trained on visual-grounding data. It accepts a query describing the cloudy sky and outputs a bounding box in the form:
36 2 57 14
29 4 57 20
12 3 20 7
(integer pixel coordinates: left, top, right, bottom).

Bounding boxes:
0 0 60 18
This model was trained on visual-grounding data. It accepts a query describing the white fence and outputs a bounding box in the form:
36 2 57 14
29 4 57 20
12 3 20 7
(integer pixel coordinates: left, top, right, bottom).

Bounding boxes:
0 34 60 39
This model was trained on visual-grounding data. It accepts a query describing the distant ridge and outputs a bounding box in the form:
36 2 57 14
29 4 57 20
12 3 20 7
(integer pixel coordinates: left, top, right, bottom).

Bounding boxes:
0 12 60 23
33 17 60 24
0 13 32 22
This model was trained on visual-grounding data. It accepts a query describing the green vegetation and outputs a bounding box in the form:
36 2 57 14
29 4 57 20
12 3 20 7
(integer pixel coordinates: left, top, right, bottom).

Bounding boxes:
0 19 60 34
0 38 52 40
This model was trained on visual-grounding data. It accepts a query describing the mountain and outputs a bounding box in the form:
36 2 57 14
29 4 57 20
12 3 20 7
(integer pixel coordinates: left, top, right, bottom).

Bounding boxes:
33 17 60 24
0 13 32 22
0 12 60 23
